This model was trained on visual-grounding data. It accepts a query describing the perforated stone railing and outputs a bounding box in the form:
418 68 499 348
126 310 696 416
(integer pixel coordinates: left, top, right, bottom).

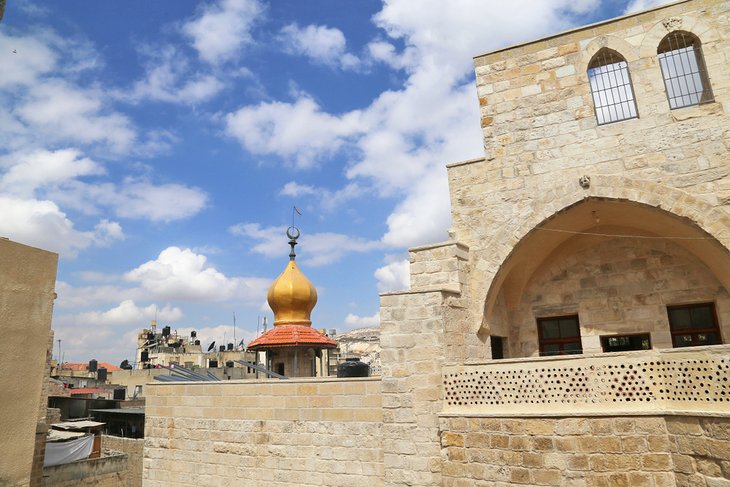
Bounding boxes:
442 345 730 416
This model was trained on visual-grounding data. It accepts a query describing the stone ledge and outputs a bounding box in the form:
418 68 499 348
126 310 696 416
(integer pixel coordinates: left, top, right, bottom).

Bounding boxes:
147 376 381 387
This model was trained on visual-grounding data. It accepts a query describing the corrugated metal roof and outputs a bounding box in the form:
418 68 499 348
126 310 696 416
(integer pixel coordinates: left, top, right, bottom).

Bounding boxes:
52 420 105 430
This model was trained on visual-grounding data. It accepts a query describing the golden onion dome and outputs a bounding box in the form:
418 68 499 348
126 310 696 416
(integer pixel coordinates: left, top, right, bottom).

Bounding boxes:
267 227 318 326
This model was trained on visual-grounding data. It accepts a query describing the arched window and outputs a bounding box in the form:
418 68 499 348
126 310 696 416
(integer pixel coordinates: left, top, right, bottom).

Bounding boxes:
587 49 638 125
657 31 713 109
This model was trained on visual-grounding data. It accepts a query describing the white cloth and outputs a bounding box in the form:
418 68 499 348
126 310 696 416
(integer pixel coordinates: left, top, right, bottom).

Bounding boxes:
44 434 94 467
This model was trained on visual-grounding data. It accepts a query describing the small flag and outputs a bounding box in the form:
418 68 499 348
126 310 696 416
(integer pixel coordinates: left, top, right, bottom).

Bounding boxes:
294 206 302 215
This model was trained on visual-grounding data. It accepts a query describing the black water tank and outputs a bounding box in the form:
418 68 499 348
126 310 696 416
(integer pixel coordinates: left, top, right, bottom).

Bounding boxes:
194 340 200 346
209 359 218 368
162 326 171 337
219 345 226 352
97 367 107 382
113 388 126 400
141 351 149 362
147 332 154 341
225 360 234 368
191 330 197 338
88 359 98 373
227 343 233 351
337 358 369 378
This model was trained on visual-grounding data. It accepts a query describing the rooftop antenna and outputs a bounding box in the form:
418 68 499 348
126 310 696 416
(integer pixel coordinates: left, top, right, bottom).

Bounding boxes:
262 316 268 333
233 312 237 349
57 339 61 364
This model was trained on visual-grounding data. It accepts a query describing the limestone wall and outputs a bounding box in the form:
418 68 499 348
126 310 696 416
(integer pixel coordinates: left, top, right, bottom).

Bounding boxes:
0 239 58 487
380 290 450 487
514 236 730 356
439 414 730 487
443 0 730 362
143 378 382 487
102 435 143 487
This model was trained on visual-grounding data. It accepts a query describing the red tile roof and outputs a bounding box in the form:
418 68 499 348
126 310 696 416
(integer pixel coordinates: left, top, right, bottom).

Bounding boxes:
247 325 337 350
69 388 112 396
62 362 123 372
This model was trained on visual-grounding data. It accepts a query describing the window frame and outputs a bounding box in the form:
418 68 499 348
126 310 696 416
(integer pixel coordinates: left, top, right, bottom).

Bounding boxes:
667 302 723 348
600 333 652 353
587 48 639 125
657 31 714 110
537 314 583 357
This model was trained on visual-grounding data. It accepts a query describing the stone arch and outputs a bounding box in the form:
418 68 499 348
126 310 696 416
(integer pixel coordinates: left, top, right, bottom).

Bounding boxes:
475 175 730 334
581 35 639 66
639 14 719 58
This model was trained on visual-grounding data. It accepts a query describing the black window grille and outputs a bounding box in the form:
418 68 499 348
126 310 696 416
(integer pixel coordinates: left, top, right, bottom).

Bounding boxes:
587 49 638 125
658 31 713 109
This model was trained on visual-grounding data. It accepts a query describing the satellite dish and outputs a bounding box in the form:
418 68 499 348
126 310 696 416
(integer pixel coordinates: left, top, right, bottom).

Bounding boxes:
207 341 216 352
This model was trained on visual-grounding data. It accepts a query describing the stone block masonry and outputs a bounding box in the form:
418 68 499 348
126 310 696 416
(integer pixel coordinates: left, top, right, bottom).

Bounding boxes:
143 378 382 487
439 415 730 486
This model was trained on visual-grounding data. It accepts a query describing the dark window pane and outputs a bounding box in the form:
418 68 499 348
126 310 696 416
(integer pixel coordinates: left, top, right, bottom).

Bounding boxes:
668 308 691 330
563 341 583 354
697 333 719 345
675 334 694 347
690 306 712 328
542 343 561 355
559 319 579 338
541 321 560 339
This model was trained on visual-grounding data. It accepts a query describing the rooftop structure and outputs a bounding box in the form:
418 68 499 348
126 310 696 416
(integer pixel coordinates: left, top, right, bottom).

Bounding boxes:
248 227 337 377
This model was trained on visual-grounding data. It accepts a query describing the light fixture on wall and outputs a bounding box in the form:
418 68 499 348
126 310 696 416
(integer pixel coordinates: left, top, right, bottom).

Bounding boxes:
592 211 600 224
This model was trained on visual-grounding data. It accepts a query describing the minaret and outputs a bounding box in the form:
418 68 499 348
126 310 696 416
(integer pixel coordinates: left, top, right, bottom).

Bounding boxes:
247 227 336 377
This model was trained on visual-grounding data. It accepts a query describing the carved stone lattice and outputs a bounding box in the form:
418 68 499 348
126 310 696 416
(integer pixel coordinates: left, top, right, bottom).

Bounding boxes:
443 354 729 408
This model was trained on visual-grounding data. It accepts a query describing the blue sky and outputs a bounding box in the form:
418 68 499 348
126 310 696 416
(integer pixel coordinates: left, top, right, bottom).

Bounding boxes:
0 0 669 364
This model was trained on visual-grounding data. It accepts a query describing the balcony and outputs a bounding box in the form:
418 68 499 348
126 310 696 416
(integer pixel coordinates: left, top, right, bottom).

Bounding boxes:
442 345 730 416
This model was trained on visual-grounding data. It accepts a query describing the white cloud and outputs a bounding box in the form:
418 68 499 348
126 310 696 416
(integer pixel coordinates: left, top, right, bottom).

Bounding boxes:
183 0 264 65
280 181 365 212
229 223 383 266
14 79 136 153
225 96 364 169
624 0 677 14
120 46 225 105
374 258 410 293
0 196 123 257
48 178 208 222
75 300 183 326
279 23 360 70
0 31 57 87
344 312 380 328
124 246 270 303
366 40 417 71
0 148 103 197
223 0 602 250
54 280 139 310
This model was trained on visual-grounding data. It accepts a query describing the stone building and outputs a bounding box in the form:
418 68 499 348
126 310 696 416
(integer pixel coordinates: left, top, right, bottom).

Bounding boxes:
144 1 730 485
0 238 58 487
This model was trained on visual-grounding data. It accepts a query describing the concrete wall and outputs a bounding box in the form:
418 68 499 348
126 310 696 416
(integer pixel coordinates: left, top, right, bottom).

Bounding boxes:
439 415 730 487
0 239 58 487
42 451 128 487
102 435 143 487
144 378 382 486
